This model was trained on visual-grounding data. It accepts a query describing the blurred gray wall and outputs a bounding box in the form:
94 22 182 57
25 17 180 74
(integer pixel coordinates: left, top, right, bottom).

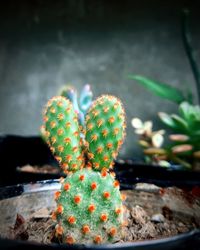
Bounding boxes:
0 0 199 159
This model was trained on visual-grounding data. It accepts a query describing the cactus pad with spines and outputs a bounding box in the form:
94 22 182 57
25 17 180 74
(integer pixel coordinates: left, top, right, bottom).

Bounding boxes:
53 168 123 244
85 95 126 171
43 96 84 172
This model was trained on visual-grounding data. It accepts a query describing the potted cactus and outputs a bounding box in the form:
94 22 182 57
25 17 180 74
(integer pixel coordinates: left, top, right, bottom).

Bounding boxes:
42 94 126 244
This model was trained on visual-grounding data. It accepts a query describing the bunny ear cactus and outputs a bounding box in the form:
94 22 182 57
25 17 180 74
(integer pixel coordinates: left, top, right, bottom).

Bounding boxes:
85 95 126 171
42 94 126 245
42 96 84 173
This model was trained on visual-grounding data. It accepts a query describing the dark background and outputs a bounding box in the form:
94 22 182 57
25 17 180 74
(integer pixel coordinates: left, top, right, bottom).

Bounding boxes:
0 0 199 158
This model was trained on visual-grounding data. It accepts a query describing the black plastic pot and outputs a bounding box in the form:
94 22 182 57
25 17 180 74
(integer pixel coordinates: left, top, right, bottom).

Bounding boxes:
1 135 200 187
0 179 200 250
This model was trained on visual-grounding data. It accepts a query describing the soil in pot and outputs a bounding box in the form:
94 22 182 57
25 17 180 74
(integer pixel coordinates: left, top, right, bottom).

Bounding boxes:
17 164 60 175
0 183 199 245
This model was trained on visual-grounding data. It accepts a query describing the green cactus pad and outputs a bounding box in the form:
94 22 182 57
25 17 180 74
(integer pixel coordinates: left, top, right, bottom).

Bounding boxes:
85 95 126 171
42 96 84 172
53 168 123 244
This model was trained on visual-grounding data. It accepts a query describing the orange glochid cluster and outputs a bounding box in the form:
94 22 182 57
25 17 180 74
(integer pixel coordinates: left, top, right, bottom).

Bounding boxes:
82 225 90 234
79 174 85 181
88 204 96 213
103 191 110 199
91 182 97 190
67 215 76 224
100 213 108 222
65 236 75 244
64 183 70 191
74 195 81 204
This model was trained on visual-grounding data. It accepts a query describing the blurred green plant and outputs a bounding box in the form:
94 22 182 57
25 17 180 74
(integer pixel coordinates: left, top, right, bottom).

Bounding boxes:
129 10 200 171
128 75 193 104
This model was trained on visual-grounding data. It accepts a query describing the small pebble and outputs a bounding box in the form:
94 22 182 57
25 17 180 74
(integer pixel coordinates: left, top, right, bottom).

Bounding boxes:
151 214 165 223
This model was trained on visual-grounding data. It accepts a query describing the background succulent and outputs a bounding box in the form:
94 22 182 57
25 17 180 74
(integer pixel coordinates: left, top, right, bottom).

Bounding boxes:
159 101 200 169
60 84 93 128
132 102 200 170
